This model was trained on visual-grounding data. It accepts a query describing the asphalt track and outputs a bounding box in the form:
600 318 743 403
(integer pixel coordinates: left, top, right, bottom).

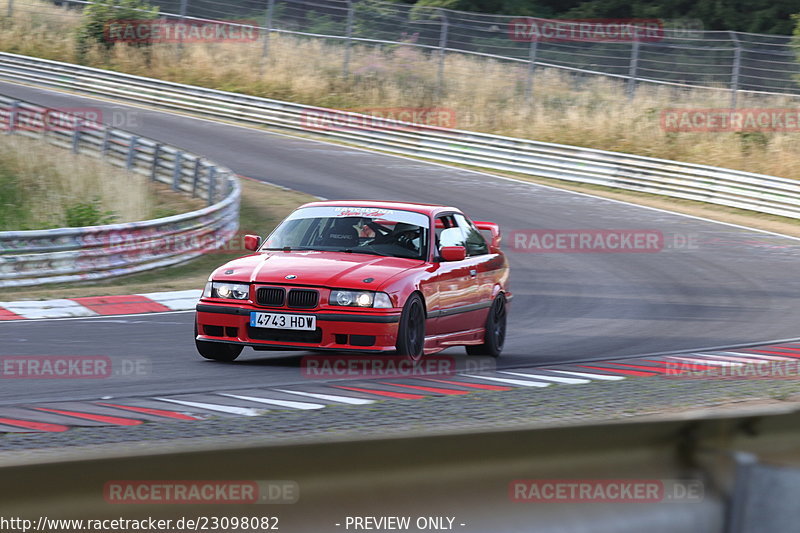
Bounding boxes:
2 80 800 406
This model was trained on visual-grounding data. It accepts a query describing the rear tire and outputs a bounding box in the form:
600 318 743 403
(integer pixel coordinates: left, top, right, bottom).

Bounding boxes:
395 293 425 361
195 323 243 362
466 294 506 358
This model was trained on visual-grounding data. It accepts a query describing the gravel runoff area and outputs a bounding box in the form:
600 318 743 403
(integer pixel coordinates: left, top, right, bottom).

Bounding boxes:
2 374 800 458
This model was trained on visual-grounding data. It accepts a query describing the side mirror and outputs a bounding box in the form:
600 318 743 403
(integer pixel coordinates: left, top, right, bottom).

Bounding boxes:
440 246 466 262
244 234 262 251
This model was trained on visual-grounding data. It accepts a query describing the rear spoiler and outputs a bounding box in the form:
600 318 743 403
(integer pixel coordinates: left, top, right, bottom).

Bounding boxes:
474 221 501 253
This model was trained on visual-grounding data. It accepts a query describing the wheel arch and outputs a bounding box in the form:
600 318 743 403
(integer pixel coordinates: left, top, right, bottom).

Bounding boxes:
409 289 427 317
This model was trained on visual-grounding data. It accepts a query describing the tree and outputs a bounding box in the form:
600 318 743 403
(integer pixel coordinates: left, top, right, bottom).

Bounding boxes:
76 0 159 61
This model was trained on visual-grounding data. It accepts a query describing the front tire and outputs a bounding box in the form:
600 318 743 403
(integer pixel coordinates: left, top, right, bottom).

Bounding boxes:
396 293 425 361
466 294 506 358
195 323 243 362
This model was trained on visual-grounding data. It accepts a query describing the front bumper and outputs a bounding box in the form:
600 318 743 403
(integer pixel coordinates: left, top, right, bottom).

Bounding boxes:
195 302 401 353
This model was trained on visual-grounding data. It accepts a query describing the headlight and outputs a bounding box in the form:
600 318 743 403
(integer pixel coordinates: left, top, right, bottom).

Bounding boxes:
210 282 249 300
330 290 393 308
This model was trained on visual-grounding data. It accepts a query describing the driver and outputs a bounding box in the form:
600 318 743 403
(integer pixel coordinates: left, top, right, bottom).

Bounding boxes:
390 223 422 252
357 219 376 238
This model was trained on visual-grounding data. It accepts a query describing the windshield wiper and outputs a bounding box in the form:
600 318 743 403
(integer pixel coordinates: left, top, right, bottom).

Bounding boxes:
345 248 396 257
262 246 317 251
264 246 401 258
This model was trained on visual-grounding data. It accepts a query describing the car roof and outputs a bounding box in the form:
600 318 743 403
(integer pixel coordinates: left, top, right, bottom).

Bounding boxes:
297 200 461 217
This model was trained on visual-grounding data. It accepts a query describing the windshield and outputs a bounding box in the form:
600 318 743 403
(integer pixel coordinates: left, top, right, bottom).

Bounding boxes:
262 206 429 260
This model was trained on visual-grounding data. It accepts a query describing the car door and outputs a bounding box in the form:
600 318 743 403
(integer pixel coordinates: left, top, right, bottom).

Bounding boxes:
452 213 495 330
426 214 479 335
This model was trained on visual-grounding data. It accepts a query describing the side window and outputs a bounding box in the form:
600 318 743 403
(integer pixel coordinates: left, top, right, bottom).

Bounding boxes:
454 214 489 256
435 215 464 250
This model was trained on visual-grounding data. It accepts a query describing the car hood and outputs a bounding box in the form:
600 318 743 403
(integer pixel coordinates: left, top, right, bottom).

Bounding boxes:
212 251 424 289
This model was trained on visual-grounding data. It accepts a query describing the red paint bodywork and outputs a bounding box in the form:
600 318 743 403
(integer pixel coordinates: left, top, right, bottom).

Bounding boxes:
195 201 511 354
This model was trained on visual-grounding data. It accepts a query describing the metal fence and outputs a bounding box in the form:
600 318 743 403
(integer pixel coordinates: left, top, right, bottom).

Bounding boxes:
0 95 240 288
11 0 800 104
1 51 799 224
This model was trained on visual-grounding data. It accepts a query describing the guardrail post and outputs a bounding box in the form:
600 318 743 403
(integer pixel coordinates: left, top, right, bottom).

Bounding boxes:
191 157 202 197
150 143 161 180
39 108 49 139
6 0 13 18
172 151 184 191
729 31 742 109
626 36 640 100
725 452 758 533
125 136 139 170
258 0 275 75
6 100 17 134
342 0 355 77
207 166 217 206
71 118 82 154
100 127 110 158
525 39 538 105
437 9 449 95
177 0 188 50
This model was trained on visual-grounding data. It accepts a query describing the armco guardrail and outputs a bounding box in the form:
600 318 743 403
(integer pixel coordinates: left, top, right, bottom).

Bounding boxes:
0 52 799 220
0 94 240 288
8 405 800 531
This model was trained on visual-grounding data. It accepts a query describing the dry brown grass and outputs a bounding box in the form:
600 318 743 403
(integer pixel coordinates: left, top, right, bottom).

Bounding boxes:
4 0 800 180
0 135 153 229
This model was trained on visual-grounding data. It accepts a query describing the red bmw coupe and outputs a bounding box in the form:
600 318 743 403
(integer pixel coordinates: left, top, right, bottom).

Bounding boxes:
194 200 511 361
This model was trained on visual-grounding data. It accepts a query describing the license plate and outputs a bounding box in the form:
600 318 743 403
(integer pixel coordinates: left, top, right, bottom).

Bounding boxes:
250 312 316 331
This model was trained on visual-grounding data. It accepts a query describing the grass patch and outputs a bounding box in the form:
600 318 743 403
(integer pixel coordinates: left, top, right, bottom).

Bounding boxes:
0 178 316 300
0 135 159 230
0 134 202 231
0 163 26 230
